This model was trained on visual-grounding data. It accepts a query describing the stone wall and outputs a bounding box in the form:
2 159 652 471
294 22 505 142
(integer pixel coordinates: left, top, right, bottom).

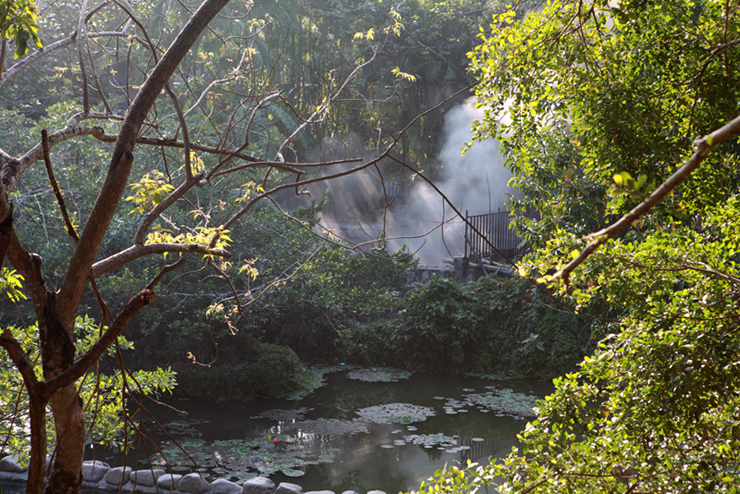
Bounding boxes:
0 457 387 494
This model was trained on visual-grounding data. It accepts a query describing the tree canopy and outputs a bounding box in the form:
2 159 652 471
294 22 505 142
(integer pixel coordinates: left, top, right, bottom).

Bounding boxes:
436 0 740 491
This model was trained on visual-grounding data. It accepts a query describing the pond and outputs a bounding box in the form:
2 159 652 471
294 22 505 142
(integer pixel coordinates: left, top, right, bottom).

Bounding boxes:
1 370 551 494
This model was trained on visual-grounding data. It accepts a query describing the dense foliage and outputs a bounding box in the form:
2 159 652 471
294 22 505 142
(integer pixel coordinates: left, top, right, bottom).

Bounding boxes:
343 275 591 377
119 201 413 399
1 0 501 450
174 334 309 402
439 0 740 492
4 0 497 486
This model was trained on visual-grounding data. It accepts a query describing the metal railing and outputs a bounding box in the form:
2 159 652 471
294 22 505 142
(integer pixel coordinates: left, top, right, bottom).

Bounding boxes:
464 209 522 262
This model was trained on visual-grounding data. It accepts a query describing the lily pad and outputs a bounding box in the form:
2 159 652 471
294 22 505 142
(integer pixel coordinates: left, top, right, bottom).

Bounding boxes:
154 436 318 481
462 388 539 419
255 464 279 474
356 403 436 425
403 434 457 449
347 368 412 382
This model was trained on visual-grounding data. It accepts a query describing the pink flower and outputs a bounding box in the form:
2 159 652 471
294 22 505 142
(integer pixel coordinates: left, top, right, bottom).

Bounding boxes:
272 438 281 444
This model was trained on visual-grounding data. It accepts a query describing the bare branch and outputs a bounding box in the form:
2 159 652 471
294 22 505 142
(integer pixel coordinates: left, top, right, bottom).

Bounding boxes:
0 203 12 263
275 45 379 158
43 129 115 322
206 92 282 179
0 192 49 313
0 329 40 394
92 132 261 163
77 0 92 112
3 126 105 193
183 48 255 119
0 29 147 89
217 82 478 243
57 0 231 328
209 157 358 179
43 291 154 397
45 257 185 396
207 259 248 330
42 130 79 242
145 257 187 290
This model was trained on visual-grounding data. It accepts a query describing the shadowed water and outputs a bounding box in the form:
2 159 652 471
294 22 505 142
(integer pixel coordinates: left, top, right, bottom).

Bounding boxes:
1 372 551 494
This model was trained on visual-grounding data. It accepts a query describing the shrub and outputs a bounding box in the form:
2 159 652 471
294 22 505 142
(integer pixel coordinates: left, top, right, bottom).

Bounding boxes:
393 277 483 372
467 275 592 377
340 320 398 366
173 336 308 401
242 211 412 364
385 275 591 377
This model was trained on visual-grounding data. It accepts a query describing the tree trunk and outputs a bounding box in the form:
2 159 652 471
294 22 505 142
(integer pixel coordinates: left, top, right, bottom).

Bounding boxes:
27 389 48 494
40 302 85 494
45 385 85 494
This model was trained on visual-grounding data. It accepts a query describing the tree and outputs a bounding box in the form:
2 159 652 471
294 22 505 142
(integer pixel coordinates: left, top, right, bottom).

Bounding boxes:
0 0 460 493
0 2 235 493
451 0 740 491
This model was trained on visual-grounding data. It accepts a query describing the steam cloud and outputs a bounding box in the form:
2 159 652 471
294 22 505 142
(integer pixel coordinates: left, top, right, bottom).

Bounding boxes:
386 97 513 264
275 97 514 266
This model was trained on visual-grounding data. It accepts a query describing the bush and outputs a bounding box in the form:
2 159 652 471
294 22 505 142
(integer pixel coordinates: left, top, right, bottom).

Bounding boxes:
173 336 308 401
467 275 592 377
393 277 483 372
241 210 412 364
382 275 591 377
340 320 398 366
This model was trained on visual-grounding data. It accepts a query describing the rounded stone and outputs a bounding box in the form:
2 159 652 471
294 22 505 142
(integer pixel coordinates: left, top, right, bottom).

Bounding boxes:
275 483 303 494
366 491 387 494
82 460 110 482
157 473 183 490
130 468 165 487
104 466 132 486
241 476 276 494
179 473 211 494
0 454 27 473
210 478 243 494
341 491 361 494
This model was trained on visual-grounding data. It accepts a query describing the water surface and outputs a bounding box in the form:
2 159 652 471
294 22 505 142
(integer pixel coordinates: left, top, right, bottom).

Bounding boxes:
109 371 550 493
2 371 551 494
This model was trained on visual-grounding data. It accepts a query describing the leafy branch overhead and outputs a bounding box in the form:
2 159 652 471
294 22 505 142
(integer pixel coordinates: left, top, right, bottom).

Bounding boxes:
0 0 42 58
465 0 740 492
550 113 740 287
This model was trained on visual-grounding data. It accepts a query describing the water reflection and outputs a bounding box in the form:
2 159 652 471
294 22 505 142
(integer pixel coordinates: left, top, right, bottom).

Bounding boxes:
80 372 550 493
